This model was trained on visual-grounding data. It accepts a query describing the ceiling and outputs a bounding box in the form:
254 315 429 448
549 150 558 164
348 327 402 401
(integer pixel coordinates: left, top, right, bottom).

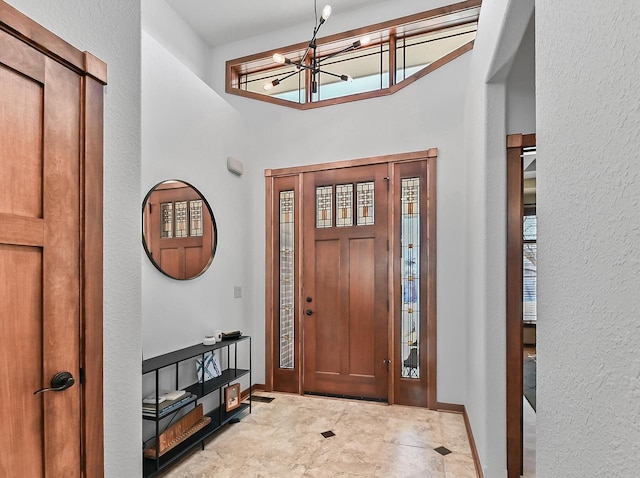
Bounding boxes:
164 0 388 47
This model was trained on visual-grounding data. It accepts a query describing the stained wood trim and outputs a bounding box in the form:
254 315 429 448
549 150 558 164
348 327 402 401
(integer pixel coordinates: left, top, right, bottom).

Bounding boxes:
0 27 45 83
83 51 107 84
226 0 480 110
81 74 104 477
506 133 535 478
266 151 437 407
0 214 44 247
426 155 438 409
265 149 437 177
437 402 484 478
0 1 82 74
226 40 475 111
266 175 302 394
264 176 274 391
506 133 536 149
0 1 106 82
391 158 437 408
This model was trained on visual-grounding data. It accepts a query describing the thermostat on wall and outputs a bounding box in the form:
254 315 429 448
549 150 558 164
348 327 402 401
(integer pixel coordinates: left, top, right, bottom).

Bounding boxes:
227 156 243 176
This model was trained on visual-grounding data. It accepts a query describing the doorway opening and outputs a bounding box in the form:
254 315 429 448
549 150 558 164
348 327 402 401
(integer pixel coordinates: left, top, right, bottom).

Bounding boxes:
264 151 438 407
506 133 536 478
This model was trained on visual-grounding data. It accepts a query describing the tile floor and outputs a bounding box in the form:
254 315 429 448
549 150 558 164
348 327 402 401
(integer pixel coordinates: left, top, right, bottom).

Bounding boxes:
159 392 477 478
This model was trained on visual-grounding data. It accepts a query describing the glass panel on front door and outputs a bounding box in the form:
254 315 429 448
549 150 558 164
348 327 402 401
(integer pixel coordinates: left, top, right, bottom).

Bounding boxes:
336 184 354 227
316 182 376 229
357 181 375 225
316 186 333 228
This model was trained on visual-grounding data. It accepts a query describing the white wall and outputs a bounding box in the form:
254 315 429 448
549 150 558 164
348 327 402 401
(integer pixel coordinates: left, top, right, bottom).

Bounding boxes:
537 1 640 476
4 1 142 476
142 0 210 82
507 14 535 135
141 31 249 359
206 0 473 402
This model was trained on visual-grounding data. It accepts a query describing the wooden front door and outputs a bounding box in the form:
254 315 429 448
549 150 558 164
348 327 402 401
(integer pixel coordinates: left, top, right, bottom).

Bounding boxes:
0 4 105 476
302 164 389 399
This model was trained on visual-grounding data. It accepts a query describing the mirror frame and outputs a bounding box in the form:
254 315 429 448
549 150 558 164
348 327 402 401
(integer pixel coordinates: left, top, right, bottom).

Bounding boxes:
142 180 218 280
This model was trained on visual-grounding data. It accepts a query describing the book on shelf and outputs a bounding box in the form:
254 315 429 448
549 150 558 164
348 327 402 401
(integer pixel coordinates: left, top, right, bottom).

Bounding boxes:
142 392 194 417
142 389 186 404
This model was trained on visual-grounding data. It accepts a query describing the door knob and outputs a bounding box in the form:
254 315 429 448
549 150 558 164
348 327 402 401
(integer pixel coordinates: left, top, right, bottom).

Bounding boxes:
305 309 314 316
34 371 75 395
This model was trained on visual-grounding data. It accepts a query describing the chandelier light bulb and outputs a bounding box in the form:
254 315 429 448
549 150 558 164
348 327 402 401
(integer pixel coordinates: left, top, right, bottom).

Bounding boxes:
273 53 286 64
346 75 354 82
359 35 372 47
264 79 280 91
321 5 332 21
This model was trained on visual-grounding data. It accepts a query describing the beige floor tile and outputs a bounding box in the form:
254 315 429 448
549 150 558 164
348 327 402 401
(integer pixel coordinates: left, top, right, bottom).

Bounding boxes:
443 453 477 478
156 392 477 478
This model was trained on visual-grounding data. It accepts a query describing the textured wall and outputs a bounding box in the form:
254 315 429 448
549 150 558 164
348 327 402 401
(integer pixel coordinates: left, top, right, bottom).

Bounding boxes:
537 1 640 476
4 0 142 476
506 14 535 135
208 0 474 401
141 31 249 360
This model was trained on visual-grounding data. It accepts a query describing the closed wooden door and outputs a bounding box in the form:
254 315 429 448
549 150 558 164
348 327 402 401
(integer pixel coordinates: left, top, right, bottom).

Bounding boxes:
0 14 103 477
302 164 389 399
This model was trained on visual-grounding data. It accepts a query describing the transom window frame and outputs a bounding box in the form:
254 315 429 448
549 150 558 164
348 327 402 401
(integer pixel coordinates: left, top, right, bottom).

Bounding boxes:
226 0 481 110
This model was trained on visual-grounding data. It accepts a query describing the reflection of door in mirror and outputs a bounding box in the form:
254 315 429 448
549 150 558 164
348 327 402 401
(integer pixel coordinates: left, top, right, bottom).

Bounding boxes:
143 181 214 279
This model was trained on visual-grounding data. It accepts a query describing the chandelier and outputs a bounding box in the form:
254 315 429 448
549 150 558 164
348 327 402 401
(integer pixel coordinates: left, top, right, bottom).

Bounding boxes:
264 2 371 94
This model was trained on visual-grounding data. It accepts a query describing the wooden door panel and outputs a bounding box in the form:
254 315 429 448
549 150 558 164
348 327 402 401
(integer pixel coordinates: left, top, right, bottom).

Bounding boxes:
314 239 342 374
0 64 43 218
348 238 375 377
0 245 44 478
160 248 180 277
303 164 389 399
0 34 82 478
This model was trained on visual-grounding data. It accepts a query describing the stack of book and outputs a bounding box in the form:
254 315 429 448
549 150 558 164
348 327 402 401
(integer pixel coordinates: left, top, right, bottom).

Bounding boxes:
142 390 195 418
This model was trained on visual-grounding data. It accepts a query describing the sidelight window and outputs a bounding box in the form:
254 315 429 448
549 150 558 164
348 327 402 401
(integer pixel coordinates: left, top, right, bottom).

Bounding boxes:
279 191 295 369
401 177 421 379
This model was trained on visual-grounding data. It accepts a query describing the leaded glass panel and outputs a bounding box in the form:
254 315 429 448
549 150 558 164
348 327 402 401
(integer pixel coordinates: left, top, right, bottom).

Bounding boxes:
316 186 333 228
174 201 188 238
279 191 295 369
160 202 173 239
189 200 203 237
336 184 353 227
401 177 420 379
357 182 375 225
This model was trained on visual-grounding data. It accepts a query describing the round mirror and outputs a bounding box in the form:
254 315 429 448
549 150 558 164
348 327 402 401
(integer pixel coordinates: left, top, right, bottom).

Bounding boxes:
142 180 217 280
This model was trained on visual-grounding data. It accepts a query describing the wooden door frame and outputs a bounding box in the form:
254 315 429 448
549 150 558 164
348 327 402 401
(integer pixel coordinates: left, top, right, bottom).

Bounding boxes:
0 2 106 475
265 149 438 408
506 133 535 478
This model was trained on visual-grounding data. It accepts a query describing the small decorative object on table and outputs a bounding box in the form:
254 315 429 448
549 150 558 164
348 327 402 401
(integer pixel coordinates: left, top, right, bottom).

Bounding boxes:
195 352 222 382
225 383 241 412
221 330 242 340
